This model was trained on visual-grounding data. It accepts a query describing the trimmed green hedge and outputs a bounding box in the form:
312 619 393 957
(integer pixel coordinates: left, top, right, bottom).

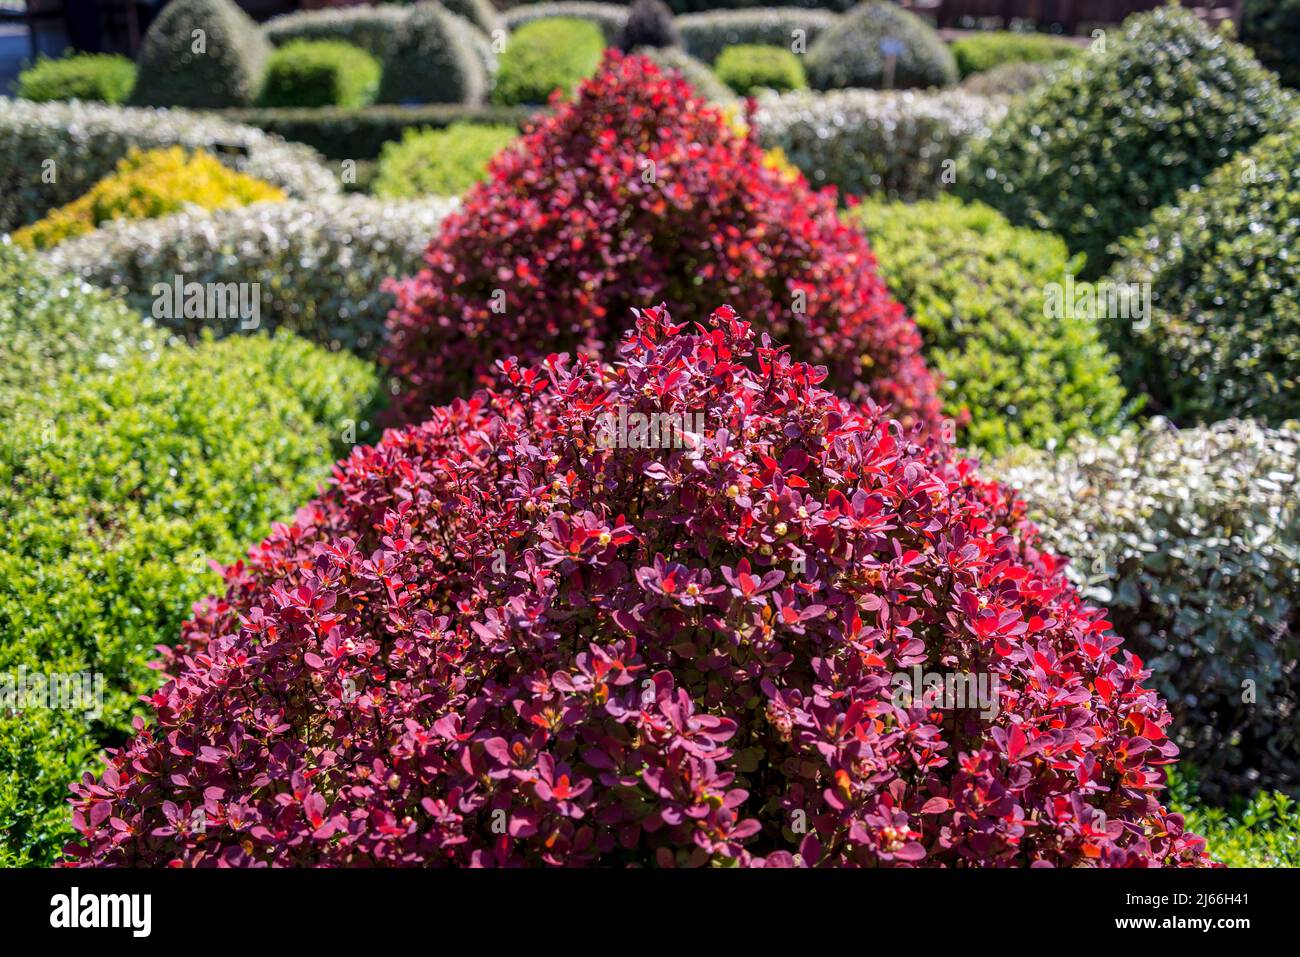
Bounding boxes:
373 122 518 197
853 197 1126 454
43 195 459 357
949 31 1082 78
493 18 606 106
502 3 628 43
806 1 957 90
0 324 379 866
1109 121 1300 425
714 43 807 95
956 6 1290 277
0 241 160 417
16 53 136 104
216 103 536 160
679 9 840 65
259 40 382 109
130 0 270 108
0 97 338 232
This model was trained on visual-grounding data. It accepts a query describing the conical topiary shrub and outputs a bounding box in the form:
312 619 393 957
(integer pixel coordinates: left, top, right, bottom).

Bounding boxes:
956 5 1290 276
617 0 681 53
381 52 943 433
66 306 1213 867
130 0 271 108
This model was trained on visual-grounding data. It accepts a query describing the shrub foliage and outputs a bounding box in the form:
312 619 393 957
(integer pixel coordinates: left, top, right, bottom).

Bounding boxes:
1240 0 1300 89
1108 122 1300 425
714 44 808 95
130 0 271 108
492 18 607 105
0 325 378 866
258 40 382 109
618 0 682 52
16 54 136 104
678 8 839 65
373 123 519 198
995 420 1300 800
12 147 284 251
949 31 1081 78
854 197 1126 455
806 1 957 91
956 6 1290 276
67 306 1211 867
383 52 942 431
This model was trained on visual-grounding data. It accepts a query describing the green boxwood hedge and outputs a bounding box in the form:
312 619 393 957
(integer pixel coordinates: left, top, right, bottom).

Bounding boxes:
678 8 840 66
0 319 379 865
129 0 271 109
16 53 136 104
492 17 606 106
956 6 1291 276
502 3 628 43
1108 121 1300 425
713 43 807 95
372 122 519 197
949 31 1082 78
853 197 1126 454
258 40 382 109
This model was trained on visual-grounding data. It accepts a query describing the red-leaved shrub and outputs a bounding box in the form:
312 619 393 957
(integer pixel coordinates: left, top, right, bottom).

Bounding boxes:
381 52 942 432
67 306 1211 867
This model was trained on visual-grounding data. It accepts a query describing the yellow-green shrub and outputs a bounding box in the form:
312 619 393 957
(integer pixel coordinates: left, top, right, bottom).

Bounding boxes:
13 147 284 250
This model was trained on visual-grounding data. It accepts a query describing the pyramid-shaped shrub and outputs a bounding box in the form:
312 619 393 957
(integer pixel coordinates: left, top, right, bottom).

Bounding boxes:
381 52 942 433
130 0 271 109
68 306 1211 867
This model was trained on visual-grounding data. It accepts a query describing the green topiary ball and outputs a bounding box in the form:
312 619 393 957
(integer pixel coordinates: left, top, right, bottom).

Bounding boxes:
381 3 488 105
805 1 957 91
955 5 1290 277
130 0 271 108
492 17 606 106
258 40 382 109
853 196 1126 454
1108 121 1300 425
714 43 808 95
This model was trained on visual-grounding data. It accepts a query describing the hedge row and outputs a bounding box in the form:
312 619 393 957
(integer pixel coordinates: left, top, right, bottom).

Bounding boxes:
0 97 337 232
753 87 1007 201
678 8 839 64
42 195 459 357
216 103 536 160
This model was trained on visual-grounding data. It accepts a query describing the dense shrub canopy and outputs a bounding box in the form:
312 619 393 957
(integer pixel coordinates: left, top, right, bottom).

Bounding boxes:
383 53 942 431
678 8 839 65
714 44 808 95
258 40 382 109
373 123 519 198
130 0 271 108
12 147 284 250
0 242 160 416
16 54 136 104
854 197 1126 455
67 306 1211 867
958 60 1057 97
753 88 1006 201
44 195 459 357
0 324 378 866
949 31 1081 78
492 18 607 105
806 2 957 91
956 6 1290 276
0 97 337 232
994 420 1300 801
1108 122 1300 425
1240 0 1300 88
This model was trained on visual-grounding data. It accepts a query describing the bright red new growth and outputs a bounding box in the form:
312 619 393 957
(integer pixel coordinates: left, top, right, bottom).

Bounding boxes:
67 306 1211 867
380 51 943 432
